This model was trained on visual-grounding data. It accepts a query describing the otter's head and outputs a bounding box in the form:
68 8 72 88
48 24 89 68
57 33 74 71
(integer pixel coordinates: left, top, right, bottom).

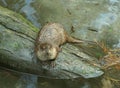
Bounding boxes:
36 43 58 61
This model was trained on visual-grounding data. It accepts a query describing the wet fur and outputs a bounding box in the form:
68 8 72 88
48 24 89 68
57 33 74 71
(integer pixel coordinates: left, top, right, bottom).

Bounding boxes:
35 23 84 62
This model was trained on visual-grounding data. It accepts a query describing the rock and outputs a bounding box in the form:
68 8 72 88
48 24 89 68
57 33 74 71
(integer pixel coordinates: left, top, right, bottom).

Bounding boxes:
0 6 103 79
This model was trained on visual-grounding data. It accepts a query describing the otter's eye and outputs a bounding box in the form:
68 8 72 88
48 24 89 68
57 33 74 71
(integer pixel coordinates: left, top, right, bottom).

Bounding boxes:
40 45 46 50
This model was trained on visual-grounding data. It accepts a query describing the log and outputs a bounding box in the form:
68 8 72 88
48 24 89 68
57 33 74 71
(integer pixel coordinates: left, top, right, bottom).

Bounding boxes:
0 6 103 79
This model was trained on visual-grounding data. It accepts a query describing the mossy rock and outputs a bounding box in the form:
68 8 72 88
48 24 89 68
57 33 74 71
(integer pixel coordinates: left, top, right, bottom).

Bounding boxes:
0 6 103 79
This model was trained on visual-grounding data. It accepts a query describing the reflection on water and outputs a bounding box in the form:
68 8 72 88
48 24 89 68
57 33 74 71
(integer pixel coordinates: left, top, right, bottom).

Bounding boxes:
20 0 40 28
0 0 40 28
0 68 104 88
1 0 7 6
15 74 38 88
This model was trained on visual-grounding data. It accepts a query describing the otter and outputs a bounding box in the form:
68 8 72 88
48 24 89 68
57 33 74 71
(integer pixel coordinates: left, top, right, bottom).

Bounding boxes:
35 23 84 62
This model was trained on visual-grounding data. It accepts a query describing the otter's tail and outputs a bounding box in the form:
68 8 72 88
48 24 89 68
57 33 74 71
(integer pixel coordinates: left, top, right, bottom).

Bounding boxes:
66 33 95 44
66 34 84 43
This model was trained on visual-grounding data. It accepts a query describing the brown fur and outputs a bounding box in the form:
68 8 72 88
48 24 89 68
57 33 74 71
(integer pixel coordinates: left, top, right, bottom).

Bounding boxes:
35 23 84 61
